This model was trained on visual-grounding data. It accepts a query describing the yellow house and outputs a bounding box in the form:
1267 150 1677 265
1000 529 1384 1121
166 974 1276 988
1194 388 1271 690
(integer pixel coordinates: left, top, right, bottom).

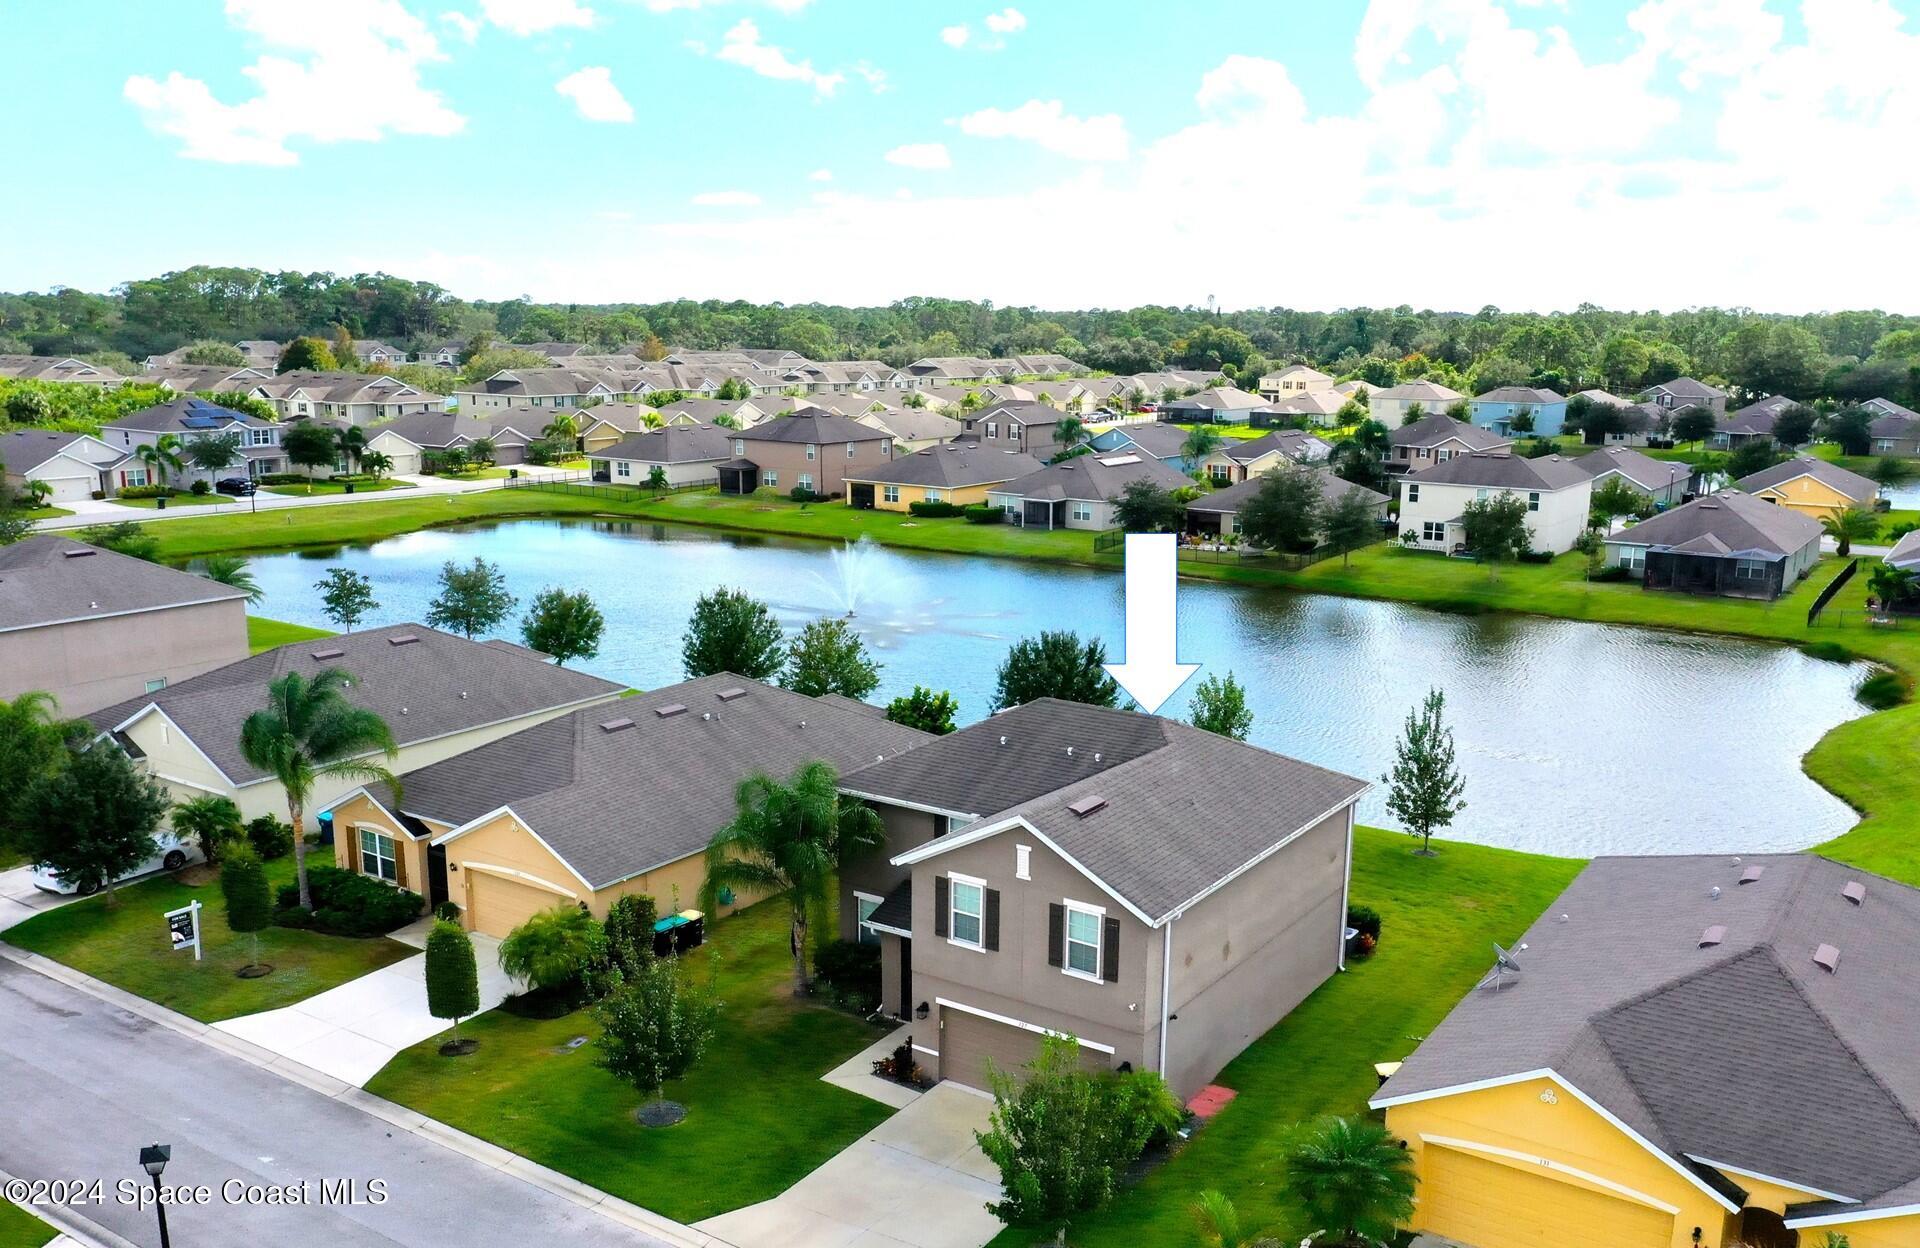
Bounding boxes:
1733 455 1878 523
1372 854 1920 1248
845 442 1042 513
322 675 929 938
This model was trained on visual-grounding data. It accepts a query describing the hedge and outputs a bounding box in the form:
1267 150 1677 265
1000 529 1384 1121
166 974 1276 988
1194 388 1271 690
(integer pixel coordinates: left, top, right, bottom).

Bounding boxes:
908 500 966 518
963 505 1006 524
276 864 420 936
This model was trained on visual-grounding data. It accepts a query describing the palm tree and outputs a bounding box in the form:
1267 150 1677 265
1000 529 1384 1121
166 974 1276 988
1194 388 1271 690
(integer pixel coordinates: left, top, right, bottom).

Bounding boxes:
543 411 582 450
1282 1116 1417 1247
238 669 400 910
22 479 52 507
1822 507 1881 558
1181 425 1225 478
699 761 883 997
1053 415 1089 453
335 425 367 474
134 434 185 490
359 449 393 480
196 555 262 604
641 411 665 430
1191 1191 1280 1248
1869 561 1918 608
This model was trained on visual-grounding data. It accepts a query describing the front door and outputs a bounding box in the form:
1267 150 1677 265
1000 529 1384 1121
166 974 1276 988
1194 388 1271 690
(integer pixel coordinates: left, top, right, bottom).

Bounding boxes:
428 843 449 911
898 937 912 1021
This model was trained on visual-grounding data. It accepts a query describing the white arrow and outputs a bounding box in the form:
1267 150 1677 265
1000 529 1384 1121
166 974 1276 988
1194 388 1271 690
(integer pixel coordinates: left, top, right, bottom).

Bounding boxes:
1104 532 1199 715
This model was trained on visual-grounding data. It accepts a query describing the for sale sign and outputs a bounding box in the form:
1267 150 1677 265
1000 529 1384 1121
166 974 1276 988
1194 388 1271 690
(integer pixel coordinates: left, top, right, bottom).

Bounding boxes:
165 900 202 960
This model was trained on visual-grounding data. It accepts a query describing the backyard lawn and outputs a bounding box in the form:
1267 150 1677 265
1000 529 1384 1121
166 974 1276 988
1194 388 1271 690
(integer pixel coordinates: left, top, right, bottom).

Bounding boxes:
0 1200 54 1248
991 826 1584 1247
365 892 895 1224
263 478 414 497
247 615 332 652
2 858 414 1024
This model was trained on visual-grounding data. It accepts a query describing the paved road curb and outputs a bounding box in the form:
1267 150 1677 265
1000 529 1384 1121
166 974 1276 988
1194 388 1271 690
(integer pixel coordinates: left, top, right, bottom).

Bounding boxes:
0 944 730 1248
0 1165 130 1248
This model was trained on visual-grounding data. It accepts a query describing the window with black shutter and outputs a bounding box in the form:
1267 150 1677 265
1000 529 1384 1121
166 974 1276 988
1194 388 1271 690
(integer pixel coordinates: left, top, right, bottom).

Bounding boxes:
933 875 949 939
1048 903 1065 967
984 888 1000 952
1102 916 1121 982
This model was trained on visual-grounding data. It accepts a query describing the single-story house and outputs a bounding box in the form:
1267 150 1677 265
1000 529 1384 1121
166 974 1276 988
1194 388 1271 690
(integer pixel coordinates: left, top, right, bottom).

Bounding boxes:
1386 412 1512 478
0 430 122 504
1087 422 1198 469
855 406 964 454
1256 364 1333 401
1 536 250 716
1573 447 1692 507
1712 395 1799 450
1732 456 1878 523
323 675 928 937
1196 430 1332 486
1888 528 1920 572
836 697 1369 1098
986 452 1194 531
363 411 531 474
1371 380 1466 429
654 397 772 428
1471 386 1567 437
1604 492 1823 598
87 624 624 825
719 411 895 498
587 424 732 487
1185 469 1389 542
844 443 1041 511
1643 376 1728 414
1399 452 1594 555
1604 401 1664 447
1256 389 1349 429
577 404 663 454
1159 387 1275 425
1866 399 1920 457
249 371 445 426
1374 853 1920 1248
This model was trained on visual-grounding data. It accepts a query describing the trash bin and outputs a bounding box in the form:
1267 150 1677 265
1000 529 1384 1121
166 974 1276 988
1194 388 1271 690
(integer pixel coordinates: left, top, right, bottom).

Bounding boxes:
676 910 705 953
344 481 355 494
155 496 167 510
509 468 520 480
652 913 687 957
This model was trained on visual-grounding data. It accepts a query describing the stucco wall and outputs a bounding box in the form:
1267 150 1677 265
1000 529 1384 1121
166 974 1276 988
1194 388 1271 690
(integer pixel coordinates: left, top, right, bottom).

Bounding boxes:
3 597 248 716
839 802 939 939
738 437 893 497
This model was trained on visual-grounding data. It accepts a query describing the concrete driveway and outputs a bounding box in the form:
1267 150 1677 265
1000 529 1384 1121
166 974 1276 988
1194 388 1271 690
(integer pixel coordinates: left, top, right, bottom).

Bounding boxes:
0 866 79 934
212 928 515 1086
695 1082 1003 1248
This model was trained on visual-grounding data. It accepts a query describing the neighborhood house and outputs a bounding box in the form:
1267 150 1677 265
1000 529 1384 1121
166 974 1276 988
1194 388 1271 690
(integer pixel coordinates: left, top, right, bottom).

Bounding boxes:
1397 452 1595 555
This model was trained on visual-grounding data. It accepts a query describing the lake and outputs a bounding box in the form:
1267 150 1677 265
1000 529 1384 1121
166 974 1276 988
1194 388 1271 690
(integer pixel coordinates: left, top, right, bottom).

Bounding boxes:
240 519 1869 858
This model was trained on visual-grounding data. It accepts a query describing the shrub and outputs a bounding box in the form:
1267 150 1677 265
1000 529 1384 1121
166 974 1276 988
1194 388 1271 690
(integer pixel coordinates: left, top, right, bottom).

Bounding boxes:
433 900 463 923
1856 669 1912 711
1803 641 1856 664
1590 565 1631 583
274 864 421 935
221 843 273 970
256 473 308 485
245 814 293 860
788 486 821 503
426 919 481 1045
500 904 609 1002
1346 904 1383 943
116 484 173 499
963 505 1006 524
1515 549 1555 564
907 500 965 518
813 939 881 1010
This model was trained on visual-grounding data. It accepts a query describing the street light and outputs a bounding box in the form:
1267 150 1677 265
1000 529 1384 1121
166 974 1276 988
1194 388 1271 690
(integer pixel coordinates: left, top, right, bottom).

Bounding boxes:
138 1143 172 1248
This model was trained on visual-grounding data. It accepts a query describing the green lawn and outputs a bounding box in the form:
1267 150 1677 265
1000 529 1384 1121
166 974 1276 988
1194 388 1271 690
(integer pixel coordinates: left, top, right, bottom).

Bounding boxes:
247 615 333 652
1 858 414 1024
0 1200 55 1248
365 893 894 1224
110 492 236 510
263 478 414 497
21 505 72 520
991 827 1583 1247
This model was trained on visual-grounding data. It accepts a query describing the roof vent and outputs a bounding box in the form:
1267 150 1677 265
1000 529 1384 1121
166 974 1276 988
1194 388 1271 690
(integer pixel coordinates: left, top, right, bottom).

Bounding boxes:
459 691 468 699
1067 795 1108 818
655 703 687 718
61 548 96 558
1093 752 1102 763
702 711 713 721
1708 885 1722 900
1813 943 1841 973
1842 881 1866 905
717 687 747 701
1066 746 1074 757
310 648 345 660
389 634 419 646
1739 865 1766 884
599 717 635 733
1699 925 1727 948
999 735 1008 746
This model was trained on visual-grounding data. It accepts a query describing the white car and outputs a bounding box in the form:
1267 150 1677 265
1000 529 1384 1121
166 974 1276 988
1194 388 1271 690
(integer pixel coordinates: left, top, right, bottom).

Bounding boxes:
29 832 204 896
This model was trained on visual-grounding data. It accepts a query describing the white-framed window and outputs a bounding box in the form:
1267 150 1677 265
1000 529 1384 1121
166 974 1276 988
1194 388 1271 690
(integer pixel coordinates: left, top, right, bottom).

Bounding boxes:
249 427 275 446
1422 520 1446 543
1527 491 1541 512
806 444 817 460
144 677 167 693
855 892 883 946
797 473 814 492
925 489 943 503
846 442 856 458
882 485 900 503
985 423 998 440
1877 440 1896 453
1734 558 1766 581
1070 502 1094 522
733 439 745 455
1405 483 1420 502
762 470 779 487
358 827 397 883
616 461 631 478
949 873 985 949
1620 547 1645 571
123 468 150 488
1064 901 1103 980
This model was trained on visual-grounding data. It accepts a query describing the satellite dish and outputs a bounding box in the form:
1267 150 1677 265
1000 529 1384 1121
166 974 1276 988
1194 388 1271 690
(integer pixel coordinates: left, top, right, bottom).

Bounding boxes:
1477 942 1524 991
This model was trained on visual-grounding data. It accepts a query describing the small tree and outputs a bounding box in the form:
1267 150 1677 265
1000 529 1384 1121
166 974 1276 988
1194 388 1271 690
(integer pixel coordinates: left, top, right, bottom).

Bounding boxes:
1459 490 1531 579
1824 406 1874 456
1282 1116 1418 1247
647 464 669 492
782 617 881 698
1508 405 1536 435
315 568 378 631
426 557 517 639
1868 562 1918 609
885 685 959 734
991 631 1119 711
602 893 658 983
1772 404 1817 448
1192 1190 1281 1248
360 449 393 479
1822 507 1880 558
277 337 339 373
465 436 497 468
1188 672 1253 740
1112 480 1183 533
1726 439 1782 479
335 425 367 474
593 957 719 1119
0 692 84 859
682 586 785 679
221 842 273 976
1181 425 1224 473
171 793 242 865
499 905 608 1001
20 743 169 905
281 421 340 489
1871 455 1913 488
521 586 605 666
1236 466 1323 552
77 521 160 561
1669 404 1717 449
185 431 243 479
1383 688 1466 856
1321 485 1379 567
1588 477 1645 530
426 918 481 1053
134 434 185 491
182 340 246 367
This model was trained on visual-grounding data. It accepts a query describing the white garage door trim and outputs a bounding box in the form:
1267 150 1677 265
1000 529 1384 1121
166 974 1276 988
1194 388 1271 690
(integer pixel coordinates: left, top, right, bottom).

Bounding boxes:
42 474 95 503
461 861 581 901
935 997 1116 1054
1422 1135 1680 1214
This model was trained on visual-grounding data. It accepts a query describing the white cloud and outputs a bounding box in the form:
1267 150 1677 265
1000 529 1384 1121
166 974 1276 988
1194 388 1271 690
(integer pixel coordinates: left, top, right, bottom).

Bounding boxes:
957 99 1130 161
940 25 970 48
715 19 844 95
555 66 633 121
944 7 1025 51
983 7 1025 34
639 0 813 10
480 0 594 35
440 11 483 41
691 190 763 206
885 142 951 170
124 0 464 167
808 168 833 181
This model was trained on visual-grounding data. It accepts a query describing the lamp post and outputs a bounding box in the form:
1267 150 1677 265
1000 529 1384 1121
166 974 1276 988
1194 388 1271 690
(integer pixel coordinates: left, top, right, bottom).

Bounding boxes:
138 1143 172 1248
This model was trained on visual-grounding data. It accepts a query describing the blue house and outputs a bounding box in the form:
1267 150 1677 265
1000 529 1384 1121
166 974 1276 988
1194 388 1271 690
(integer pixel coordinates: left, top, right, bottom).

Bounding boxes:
1470 386 1566 437
1087 422 1199 471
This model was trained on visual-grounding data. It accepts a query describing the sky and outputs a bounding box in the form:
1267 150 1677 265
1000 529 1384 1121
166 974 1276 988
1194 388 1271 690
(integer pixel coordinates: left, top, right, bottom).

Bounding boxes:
3 0 1919 313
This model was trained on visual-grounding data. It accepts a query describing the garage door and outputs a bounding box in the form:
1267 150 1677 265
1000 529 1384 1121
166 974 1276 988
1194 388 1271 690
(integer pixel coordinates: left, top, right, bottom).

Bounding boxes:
1420 1146 1673 1248
938 1005 1110 1091
42 474 95 504
467 870 573 938
492 444 525 465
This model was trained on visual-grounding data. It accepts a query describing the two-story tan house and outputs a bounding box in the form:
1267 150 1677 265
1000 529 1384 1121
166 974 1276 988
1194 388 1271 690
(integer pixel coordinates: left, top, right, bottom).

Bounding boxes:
959 400 1066 458
838 699 1368 1098
718 411 894 497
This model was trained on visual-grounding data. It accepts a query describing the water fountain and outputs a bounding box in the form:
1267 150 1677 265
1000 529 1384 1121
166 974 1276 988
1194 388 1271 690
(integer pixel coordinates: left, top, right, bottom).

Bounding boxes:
810 536 884 617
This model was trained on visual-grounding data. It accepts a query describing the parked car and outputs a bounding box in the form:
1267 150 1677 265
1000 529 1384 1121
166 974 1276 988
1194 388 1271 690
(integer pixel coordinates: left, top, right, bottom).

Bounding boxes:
29 832 204 896
215 477 257 496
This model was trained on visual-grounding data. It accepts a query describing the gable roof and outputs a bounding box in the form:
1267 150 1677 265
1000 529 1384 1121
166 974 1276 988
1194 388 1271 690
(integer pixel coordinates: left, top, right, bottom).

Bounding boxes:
1647 376 1727 401
103 396 276 433
1374 854 1920 1211
1720 395 1797 435
970 399 1062 428
1607 491 1822 556
1888 528 1920 570
1259 364 1332 385
361 675 928 889
737 411 891 445
989 452 1193 502
367 410 496 449
1405 450 1592 490
0 430 109 476
1186 467 1387 516
1098 422 1193 460
1389 412 1511 451
1374 380 1465 404
0 536 248 634
587 424 732 465
1735 455 1878 504
1572 447 1691 494
88 623 622 787
847 442 1041 488
1473 386 1565 405
859 407 964 443
1164 387 1271 412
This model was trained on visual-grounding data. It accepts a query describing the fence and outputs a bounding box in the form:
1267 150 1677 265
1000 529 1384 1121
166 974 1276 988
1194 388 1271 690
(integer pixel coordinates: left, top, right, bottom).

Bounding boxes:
1806 558 1860 627
500 471 711 504
1092 529 1379 570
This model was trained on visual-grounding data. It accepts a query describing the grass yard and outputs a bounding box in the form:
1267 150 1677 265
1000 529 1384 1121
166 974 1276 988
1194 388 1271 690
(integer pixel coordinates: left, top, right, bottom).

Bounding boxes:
991 826 1583 1247
365 893 895 1224
1 857 413 1024
109 492 237 510
0 1200 54 1248
263 478 414 497
20 505 72 520
247 615 332 652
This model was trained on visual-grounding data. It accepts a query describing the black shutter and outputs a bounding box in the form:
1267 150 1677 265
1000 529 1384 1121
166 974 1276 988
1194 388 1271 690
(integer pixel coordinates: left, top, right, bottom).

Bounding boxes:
933 875 949 938
1102 916 1121 982
984 888 1000 952
1048 903 1065 968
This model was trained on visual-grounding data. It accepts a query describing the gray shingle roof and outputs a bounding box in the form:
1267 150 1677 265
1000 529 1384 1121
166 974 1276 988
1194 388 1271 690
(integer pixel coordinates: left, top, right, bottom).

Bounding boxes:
588 425 732 464
1388 413 1509 451
1734 455 1878 503
88 623 622 786
1647 376 1727 400
368 411 496 449
1607 491 1822 556
1375 854 1920 1210
1374 380 1465 403
1185 467 1386 516
1404 450 1592 490
103 397 275 433
1473 386 1564 404
1888 529 1920 569
990 453 1192 503
0 430 99 475
971 400 1062 428
367 675 929 888
738 411 892 445
0 536 248 634
1222 430 1332 463
846 443 1041 489
1572 447 1691 493
859 407 965 443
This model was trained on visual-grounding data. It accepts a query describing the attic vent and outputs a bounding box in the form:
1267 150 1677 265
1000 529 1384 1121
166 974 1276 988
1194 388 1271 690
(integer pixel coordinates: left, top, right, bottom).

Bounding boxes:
310 648 345 660
716 687 748 701
1739 865 1766 884
1699 925 1727 948
1067 795 1108 818
388 635 420 646
655 703 687 718
599 717 634 733
61 548 96 558
1813 943 1841 973
1842 881 1866 905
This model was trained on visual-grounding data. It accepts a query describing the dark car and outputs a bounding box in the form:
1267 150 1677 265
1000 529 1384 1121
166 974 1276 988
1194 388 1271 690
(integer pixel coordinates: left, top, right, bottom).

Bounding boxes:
215 477 257 496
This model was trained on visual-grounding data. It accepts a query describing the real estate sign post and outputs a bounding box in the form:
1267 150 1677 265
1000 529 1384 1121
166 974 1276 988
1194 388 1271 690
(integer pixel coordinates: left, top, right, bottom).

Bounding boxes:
165 900 202 961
